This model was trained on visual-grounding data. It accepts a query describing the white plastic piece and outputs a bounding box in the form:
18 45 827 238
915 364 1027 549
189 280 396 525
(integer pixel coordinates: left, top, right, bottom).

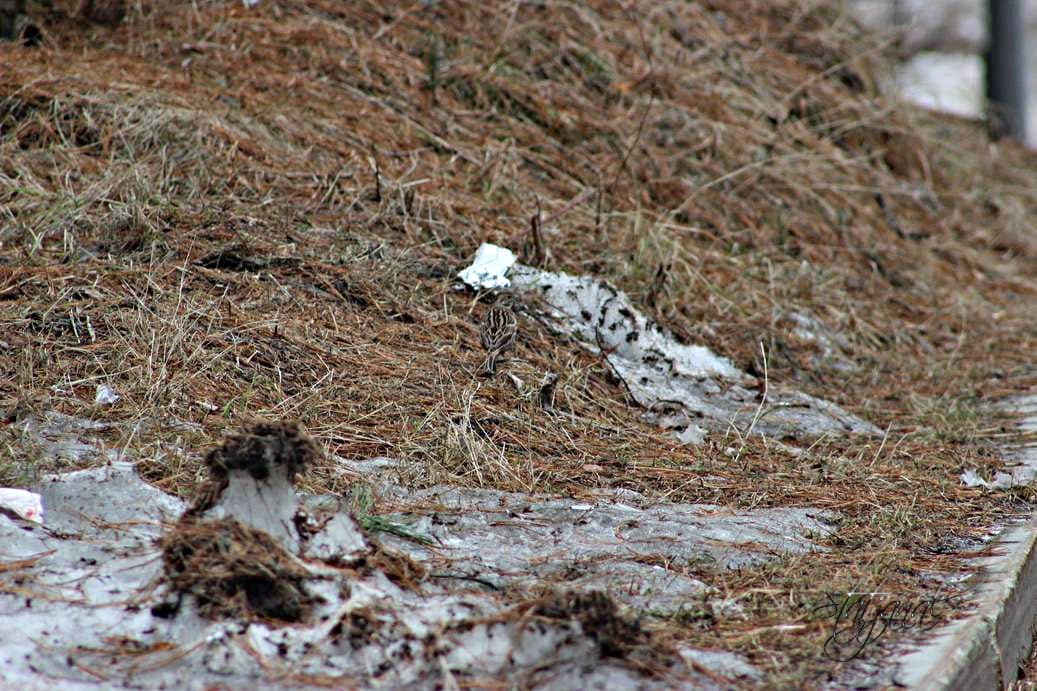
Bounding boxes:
457 243 517 290
0 488 43 524
95 384 119 406
960 468 1014 490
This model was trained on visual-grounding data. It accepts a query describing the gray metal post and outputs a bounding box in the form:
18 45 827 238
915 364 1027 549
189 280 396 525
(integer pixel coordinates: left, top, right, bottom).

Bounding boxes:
985 0 1028 141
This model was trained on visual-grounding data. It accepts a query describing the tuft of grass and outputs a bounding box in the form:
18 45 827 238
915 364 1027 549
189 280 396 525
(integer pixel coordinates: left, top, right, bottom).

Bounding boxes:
345 483 434 547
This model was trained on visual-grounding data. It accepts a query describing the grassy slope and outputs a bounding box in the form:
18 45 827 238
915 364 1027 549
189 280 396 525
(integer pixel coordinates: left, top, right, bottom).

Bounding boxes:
2 0 1037 685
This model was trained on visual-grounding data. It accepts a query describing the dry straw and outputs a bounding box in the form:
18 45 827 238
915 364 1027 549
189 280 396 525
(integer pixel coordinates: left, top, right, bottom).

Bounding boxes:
1 0 1036 683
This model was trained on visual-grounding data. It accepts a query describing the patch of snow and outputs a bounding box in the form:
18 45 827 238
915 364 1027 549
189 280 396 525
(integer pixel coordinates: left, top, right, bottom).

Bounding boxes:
506 261 879 441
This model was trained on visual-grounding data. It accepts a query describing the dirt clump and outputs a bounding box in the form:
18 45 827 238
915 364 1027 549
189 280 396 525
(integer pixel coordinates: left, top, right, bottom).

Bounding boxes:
533 589 643 659
158 517 316 623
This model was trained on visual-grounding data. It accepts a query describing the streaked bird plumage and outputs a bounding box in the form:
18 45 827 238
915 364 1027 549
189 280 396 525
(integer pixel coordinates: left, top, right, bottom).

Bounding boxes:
479 296 518 376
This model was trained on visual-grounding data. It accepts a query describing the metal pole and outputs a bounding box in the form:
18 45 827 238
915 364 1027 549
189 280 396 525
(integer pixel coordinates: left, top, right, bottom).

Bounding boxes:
985 0 1028 142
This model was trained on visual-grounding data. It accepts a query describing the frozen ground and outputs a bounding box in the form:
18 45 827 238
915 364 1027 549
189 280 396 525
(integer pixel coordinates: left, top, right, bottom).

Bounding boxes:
0 415 837 689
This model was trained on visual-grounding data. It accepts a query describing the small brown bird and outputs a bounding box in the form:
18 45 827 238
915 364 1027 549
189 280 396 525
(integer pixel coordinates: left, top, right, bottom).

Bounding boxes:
479 295 518 376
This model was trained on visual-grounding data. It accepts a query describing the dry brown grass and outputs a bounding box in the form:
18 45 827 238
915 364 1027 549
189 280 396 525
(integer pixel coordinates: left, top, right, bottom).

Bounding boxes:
2 0 1037 684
